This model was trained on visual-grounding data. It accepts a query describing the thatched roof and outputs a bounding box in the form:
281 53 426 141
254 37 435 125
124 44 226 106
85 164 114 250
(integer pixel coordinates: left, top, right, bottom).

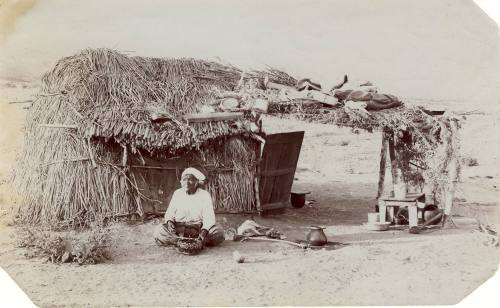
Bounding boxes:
37 48 255 154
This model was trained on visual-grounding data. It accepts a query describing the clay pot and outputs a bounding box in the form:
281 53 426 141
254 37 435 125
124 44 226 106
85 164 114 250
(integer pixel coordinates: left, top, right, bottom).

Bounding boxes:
306 226 328 246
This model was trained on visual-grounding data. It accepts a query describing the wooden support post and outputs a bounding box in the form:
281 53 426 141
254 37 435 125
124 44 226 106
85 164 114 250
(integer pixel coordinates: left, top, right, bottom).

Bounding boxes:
408 202 419 227
121 144 128 167
387 132 400 186
377 131 388 199
388 206 395 223
253 137 264 215
444 120 460 216
254 172 262 215
378 199 387 222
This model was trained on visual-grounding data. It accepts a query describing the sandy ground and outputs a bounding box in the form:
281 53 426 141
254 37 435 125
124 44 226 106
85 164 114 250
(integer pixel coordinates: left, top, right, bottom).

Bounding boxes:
1 215 499 307
0 79 499 306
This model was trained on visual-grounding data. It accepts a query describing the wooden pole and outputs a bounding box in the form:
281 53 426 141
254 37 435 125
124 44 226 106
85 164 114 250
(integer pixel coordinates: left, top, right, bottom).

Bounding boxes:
444 125 459 217
8 100 33 104
387 132 399 186
38 157 90 168
377 131 388 199
130 165 178 170
252 136 264 215
254 173 262 215
121 144 128 167
240 236 307 249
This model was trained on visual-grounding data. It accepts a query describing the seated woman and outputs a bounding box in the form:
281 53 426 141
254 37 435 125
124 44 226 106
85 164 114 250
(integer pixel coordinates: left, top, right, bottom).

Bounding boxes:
154 167 225 247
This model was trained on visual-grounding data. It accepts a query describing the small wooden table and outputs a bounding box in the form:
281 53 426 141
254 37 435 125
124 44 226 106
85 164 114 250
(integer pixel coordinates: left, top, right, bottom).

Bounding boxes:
378 193 425 227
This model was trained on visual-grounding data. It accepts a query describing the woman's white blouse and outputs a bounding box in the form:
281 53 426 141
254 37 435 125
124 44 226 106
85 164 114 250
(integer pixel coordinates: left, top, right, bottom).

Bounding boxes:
164 188 216 230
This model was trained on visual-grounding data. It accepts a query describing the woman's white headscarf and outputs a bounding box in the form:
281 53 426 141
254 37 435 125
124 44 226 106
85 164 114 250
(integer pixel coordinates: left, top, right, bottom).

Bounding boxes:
181 167 206 181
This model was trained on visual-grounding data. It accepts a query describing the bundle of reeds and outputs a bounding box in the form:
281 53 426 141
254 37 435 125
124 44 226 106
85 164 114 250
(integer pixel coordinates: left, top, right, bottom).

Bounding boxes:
195 137 259 213
14 95 133 226
249 66 297 87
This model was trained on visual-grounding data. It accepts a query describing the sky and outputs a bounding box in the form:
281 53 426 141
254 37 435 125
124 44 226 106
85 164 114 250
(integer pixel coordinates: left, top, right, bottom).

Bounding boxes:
0 0 498 103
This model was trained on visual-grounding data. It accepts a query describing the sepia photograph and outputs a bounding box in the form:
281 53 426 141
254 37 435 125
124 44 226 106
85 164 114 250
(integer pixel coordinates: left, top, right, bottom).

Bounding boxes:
0 0 499 306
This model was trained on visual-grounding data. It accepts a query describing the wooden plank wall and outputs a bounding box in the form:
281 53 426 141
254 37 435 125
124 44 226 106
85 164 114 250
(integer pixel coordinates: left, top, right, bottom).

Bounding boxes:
129 155 187 214
259 131 304 211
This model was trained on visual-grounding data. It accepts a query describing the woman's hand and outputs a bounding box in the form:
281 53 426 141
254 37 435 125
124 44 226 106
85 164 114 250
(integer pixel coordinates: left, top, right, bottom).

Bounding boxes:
198 229 208 246
166 220 176 232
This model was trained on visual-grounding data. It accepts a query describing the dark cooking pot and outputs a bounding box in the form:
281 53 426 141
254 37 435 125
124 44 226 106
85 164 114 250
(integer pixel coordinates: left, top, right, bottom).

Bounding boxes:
291 191 310 208
291 193 306 208
306 226 328 246
423 207 442 225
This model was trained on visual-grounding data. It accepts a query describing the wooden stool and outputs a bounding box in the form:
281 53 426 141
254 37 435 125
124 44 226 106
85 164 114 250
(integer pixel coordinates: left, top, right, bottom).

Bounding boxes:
378 193 425 227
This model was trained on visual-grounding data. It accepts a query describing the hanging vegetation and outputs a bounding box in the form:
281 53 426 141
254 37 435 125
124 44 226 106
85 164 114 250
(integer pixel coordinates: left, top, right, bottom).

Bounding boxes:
267 97 462 207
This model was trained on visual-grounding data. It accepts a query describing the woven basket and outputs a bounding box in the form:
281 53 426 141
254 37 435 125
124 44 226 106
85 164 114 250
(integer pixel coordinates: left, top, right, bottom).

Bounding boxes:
176 238 203 255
